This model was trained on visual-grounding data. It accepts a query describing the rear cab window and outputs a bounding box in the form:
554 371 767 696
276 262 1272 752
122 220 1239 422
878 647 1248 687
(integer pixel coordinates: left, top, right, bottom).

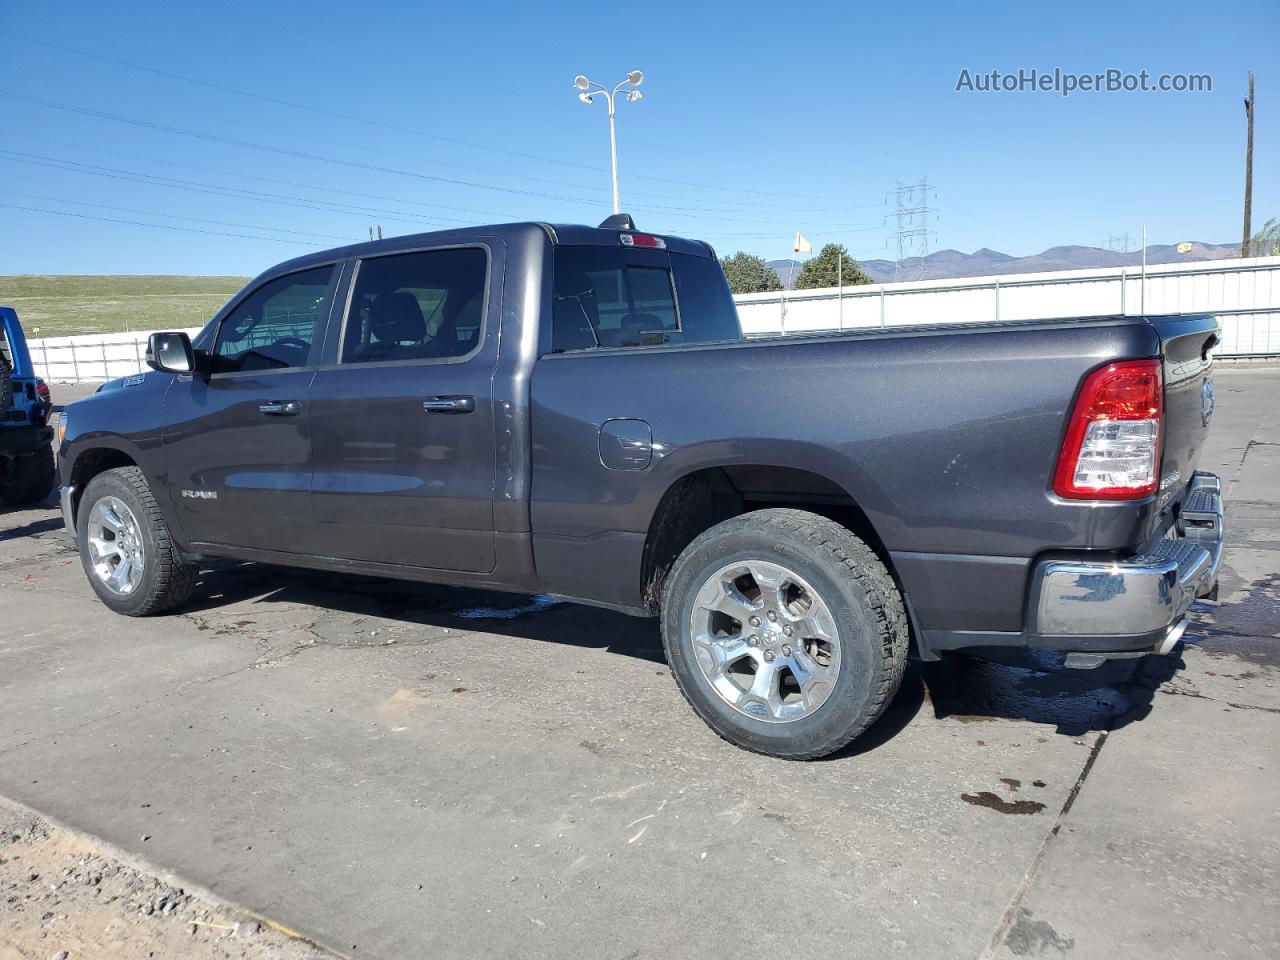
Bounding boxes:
551 244 741 353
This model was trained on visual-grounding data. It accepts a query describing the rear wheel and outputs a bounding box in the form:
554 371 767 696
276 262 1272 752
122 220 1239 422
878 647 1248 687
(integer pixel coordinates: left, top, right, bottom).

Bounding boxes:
661 508 908 759
0 443 55 506
77 466 197 615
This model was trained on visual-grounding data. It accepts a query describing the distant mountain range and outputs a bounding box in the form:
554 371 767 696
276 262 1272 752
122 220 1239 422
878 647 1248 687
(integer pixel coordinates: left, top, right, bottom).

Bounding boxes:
767 241 1241 287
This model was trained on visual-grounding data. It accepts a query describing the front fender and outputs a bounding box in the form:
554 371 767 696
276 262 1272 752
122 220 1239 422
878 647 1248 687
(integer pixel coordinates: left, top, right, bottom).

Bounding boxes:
59 376 181 546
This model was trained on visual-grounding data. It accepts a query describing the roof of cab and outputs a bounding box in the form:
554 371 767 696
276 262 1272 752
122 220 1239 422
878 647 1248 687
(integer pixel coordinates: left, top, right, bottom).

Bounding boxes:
258 220 714 280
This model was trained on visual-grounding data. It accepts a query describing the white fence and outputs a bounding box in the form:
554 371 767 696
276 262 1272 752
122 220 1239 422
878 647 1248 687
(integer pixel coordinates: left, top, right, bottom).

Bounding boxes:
28 327 203 383
737 255 1280 355
25 256 1280 382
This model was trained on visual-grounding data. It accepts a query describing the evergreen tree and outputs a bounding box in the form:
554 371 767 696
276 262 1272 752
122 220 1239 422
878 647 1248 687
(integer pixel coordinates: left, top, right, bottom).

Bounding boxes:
1249 218 1280 257
721 251 783 294
794 243 872 289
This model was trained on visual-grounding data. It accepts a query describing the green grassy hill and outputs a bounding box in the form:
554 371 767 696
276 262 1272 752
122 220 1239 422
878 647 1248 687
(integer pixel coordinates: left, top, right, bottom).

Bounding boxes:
0 276 251 338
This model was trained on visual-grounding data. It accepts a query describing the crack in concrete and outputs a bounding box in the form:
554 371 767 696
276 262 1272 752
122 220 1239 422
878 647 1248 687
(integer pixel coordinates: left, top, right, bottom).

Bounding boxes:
1226 417 1274 496
1157 686 1280 714
976 733 1110 960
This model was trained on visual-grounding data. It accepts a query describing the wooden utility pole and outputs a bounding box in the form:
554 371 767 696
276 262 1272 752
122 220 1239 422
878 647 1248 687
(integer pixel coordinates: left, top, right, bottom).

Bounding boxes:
1242 73 1255 257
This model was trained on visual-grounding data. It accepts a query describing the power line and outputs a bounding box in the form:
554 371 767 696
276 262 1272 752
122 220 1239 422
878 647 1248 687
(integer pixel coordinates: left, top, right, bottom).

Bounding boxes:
15 136 544 221
1 137 886 230
0 189 358 242
3 33 856 204
0 89 616 205
0 201 320 245
188 107 874 214
0 150 474 228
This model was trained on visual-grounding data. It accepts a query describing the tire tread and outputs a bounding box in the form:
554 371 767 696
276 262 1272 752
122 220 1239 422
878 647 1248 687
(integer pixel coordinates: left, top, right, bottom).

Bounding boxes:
82 466 196 615
661 508 909 760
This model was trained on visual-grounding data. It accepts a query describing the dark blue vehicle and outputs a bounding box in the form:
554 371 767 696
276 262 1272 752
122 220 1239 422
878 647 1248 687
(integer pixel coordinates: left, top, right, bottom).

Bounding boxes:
0 306 55 505
57 220 1223 758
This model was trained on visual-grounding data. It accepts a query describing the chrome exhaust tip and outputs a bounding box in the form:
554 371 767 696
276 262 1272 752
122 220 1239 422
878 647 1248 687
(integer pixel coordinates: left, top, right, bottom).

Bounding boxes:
1155 618 1189 656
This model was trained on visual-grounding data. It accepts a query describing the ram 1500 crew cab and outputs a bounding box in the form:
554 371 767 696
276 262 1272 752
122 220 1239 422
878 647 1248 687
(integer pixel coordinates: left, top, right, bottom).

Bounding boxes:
59 219 1222 758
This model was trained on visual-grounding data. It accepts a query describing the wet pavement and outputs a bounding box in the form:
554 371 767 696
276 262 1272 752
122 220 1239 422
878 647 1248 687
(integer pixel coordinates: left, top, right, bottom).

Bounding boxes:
1 368 1277 959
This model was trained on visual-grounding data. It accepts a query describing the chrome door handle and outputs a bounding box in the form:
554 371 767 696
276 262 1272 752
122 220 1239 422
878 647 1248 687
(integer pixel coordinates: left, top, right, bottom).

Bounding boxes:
422 396 475 414
258 400 302 416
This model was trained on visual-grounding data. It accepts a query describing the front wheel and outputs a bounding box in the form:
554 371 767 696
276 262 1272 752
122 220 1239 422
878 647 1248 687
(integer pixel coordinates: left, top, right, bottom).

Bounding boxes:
661 508 908 760
77 466 197 616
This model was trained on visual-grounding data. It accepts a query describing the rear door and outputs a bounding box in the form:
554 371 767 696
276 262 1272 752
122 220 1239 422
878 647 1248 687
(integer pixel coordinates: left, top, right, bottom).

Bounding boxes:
307 243 500 572
163 264 338 553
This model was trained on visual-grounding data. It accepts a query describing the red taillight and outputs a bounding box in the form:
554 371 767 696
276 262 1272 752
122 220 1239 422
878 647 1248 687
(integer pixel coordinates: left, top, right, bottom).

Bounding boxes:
36 382 51 403
619 232 666 249
1054 358 1163 500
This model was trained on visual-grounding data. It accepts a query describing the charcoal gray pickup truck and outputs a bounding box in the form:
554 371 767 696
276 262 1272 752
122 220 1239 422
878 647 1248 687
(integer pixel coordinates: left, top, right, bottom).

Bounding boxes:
58 218 1223 758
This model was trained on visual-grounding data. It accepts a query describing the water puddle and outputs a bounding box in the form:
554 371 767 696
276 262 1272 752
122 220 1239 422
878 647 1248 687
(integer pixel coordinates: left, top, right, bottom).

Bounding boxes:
452 594 563 620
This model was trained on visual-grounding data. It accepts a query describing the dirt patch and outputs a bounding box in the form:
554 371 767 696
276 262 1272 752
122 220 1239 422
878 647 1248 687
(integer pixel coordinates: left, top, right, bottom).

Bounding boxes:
0 807 331 960
1004 907 1075 956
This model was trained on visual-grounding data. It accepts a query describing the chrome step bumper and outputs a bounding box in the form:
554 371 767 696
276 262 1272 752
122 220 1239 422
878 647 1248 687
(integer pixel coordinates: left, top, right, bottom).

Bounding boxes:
1029 472 1223 656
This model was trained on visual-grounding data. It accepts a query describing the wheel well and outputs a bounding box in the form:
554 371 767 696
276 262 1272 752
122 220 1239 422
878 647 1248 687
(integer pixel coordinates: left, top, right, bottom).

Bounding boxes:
639 465 889 613
69 448 138 517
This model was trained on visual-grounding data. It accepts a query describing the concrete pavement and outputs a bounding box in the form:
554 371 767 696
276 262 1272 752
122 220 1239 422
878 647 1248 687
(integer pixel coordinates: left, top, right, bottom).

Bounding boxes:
1 368 1277 959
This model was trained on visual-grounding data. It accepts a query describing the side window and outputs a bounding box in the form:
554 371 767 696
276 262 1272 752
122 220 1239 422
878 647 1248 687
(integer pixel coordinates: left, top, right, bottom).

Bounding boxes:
552 247 679 351
211 266 334 374
341 248 487 364
671 253 743 344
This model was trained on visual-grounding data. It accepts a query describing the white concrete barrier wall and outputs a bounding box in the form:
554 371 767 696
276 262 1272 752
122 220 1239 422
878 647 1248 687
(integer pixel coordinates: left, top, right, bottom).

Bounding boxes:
25 257 1280 382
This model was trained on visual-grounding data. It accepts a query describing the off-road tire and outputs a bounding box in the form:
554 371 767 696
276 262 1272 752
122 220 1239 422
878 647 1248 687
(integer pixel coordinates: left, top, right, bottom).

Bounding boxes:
0 352 11 415
77 466 197 616
0 443 55 506
661 508 909 760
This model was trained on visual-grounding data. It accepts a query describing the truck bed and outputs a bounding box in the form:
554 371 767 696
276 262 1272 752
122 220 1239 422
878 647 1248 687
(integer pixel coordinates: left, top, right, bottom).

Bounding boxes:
528 312 1218 648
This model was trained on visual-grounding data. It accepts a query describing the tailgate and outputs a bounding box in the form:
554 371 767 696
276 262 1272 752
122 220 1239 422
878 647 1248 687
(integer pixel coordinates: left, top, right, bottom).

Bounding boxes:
1151 314 1219 507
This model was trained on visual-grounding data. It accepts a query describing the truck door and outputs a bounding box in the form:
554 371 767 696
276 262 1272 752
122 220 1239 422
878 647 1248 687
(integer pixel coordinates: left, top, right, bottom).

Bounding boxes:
162 264 339 554
307 243 499 573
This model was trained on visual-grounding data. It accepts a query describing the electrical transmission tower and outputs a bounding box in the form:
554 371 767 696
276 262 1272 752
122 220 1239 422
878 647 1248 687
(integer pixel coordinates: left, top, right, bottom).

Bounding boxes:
889 178 933 282
1106 232 1132 254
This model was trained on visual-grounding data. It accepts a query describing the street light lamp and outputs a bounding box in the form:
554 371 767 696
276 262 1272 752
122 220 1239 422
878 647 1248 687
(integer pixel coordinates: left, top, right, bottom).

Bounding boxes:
572 71 645 215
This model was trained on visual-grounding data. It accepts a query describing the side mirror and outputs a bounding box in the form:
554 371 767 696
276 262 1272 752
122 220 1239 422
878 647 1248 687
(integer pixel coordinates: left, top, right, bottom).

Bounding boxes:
145 332 195 374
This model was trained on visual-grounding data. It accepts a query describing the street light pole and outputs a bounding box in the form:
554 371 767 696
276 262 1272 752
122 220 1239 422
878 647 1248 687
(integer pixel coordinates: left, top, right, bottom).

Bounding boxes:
573 71 644 215
606 94 620 215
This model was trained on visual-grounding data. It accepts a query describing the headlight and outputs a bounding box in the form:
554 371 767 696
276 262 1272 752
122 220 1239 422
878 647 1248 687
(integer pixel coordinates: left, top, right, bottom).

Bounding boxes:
57 411 69 446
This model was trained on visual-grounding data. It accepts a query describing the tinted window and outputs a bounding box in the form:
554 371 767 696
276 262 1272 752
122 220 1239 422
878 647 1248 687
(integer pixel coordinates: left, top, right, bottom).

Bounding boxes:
342 248 487 364
552 247 679 351
212 266 334 374
551 245 741 352
671 252 742 343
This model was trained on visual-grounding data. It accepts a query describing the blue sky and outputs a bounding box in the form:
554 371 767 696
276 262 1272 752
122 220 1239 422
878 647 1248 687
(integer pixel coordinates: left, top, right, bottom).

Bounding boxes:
0 0 1276 275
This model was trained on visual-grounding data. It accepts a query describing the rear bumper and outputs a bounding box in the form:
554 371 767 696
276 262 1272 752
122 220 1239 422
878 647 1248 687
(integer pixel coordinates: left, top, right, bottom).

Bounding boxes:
1026 471 1222 656
0 424 53 457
